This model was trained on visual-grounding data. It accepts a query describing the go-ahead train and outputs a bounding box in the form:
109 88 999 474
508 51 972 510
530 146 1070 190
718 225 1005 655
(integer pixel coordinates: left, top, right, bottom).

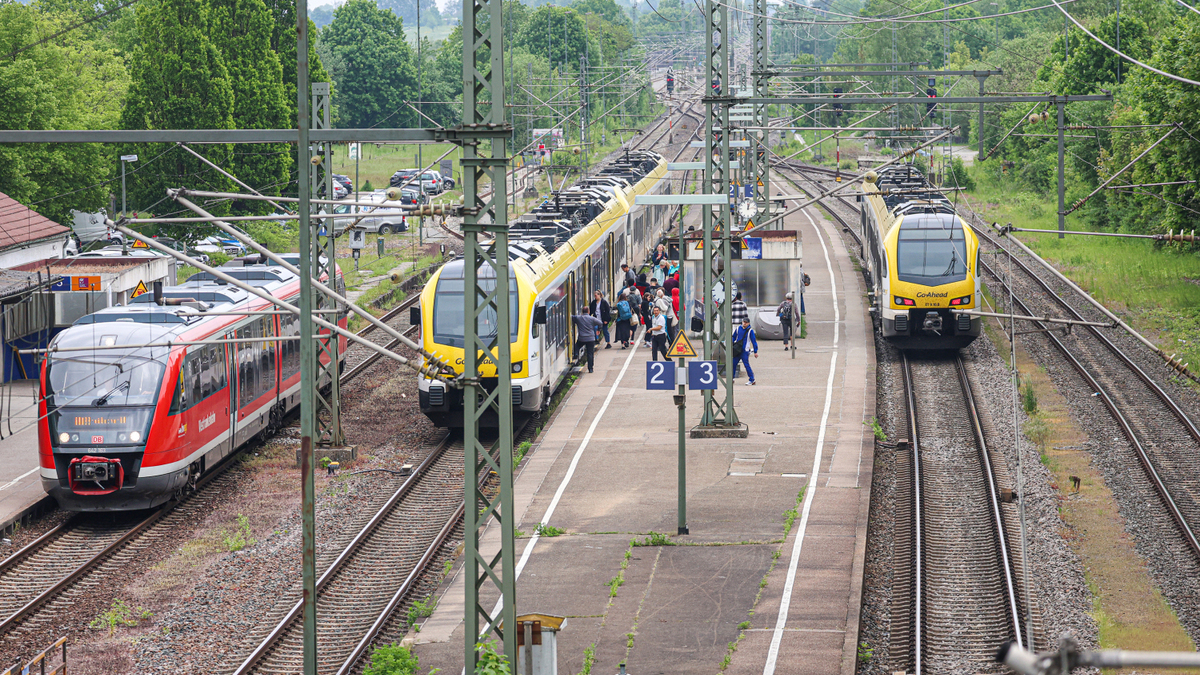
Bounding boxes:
39 265 347 511
416 150 671 427
860 164 982 350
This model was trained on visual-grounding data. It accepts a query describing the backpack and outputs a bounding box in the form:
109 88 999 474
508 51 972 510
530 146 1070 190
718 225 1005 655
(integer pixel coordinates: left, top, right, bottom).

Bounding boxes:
779 300 792 322
732 326 749 360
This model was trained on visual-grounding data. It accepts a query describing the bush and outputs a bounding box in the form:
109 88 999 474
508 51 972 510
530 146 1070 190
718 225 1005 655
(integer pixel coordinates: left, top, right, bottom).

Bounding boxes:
363 179 374 192
947 156 975 191
364 644 419 675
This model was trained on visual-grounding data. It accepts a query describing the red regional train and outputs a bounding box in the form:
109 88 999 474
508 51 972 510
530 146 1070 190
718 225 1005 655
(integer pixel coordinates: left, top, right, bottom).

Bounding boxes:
38 264 347 511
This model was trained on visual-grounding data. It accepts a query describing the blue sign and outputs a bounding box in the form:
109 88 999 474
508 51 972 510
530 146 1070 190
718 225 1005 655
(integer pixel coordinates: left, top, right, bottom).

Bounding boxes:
744 237 762 260
646 361 675 390
688 361 719 390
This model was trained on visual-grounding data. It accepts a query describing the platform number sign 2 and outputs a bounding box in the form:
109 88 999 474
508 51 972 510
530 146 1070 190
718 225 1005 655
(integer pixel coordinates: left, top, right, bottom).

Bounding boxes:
687 361 719 390
646 361 676 390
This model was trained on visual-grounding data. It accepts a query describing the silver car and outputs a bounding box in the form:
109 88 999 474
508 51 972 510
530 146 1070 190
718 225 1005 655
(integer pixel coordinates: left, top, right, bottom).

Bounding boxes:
330 202 409 235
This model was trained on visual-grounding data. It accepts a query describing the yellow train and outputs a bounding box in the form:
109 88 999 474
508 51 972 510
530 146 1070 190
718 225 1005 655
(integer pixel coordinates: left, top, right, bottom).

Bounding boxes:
417 151 671 427
860 165 982 350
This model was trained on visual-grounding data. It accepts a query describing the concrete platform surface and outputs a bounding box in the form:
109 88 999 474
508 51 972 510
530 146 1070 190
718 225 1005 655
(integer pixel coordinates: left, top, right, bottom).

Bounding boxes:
413 196 875 675
0 381 53 534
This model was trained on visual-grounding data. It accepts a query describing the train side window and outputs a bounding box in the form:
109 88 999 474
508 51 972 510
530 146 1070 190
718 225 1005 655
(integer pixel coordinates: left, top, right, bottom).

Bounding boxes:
188 354 202 409
200 347 212 399
261 317 276 391
169 367 184 414
214 345 228 389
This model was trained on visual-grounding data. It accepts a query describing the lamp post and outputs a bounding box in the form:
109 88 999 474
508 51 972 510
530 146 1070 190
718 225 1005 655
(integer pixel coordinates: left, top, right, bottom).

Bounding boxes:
119 154 138 219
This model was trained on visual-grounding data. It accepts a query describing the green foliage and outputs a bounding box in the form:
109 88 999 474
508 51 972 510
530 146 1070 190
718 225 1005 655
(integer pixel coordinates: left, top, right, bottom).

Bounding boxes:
474 641 511 675
535 523 565 537
580 644 596 675
208 0 292 215
514 6 588 68
631 531 672 547
0 3 130 223
363 179 374 192
864 417 885 442
407 596 437 628
1021 378 1039 415
224 513 256 552
858 641 874 663
322 0 416 129
365 644 420 675
120 0 235 239
89 600 151 636
946 156 975 191
1039 15 1151 95
1024 414 1051 450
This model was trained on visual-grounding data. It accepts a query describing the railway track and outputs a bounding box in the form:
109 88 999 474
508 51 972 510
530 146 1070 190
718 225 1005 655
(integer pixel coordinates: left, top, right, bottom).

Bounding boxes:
893 352 1031 674
972 225 1200 561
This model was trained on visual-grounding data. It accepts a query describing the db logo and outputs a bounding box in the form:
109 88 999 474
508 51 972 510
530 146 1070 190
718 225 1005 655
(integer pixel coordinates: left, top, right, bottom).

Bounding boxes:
91 435 104 444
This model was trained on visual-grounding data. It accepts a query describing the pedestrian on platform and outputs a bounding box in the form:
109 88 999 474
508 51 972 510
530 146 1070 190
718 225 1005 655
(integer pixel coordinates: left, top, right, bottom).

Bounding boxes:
663 271 679 294
652 243 668 267
731 291 748 327
621 262 636 288
802 273 811 315
572 306 603 373
615 290 633 349
641 286 654 348
732 317 759 385
590 290 612 349
655 289 675 342
649 305 669 361
777 292 795 349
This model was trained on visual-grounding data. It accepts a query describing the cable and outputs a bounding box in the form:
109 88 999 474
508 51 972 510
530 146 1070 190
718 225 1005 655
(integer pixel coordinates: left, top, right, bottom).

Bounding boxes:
1048 0 1200 87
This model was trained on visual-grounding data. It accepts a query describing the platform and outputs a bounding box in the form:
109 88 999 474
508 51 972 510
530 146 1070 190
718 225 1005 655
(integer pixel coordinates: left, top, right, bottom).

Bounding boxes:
413 197 875 675
0 380 55 535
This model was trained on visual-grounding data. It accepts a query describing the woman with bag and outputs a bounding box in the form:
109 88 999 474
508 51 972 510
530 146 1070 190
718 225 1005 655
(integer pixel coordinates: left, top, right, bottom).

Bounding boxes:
615 291 633 349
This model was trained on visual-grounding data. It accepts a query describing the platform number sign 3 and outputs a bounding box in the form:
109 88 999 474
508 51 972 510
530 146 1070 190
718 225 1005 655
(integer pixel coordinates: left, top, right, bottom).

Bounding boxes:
687 361 719 390
646 361 676 390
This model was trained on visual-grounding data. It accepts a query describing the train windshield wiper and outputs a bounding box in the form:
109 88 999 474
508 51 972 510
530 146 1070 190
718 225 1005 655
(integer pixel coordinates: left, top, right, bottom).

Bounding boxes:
941 245 960 276
94 380 129 407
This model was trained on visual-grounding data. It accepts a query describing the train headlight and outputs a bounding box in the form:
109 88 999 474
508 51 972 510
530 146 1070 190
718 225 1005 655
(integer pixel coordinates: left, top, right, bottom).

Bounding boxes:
894 296 916 306
511 361 523 374
58 432 70 444
948 295 972 306
130 431 142 443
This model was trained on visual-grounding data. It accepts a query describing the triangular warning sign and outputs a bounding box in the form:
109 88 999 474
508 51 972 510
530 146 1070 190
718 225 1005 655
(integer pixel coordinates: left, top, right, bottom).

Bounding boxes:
667 331 698 358
757 179 764 188
131 280 149 298
745 219 754 230
131 239 149 248
693 239 704 250
738 238 749 249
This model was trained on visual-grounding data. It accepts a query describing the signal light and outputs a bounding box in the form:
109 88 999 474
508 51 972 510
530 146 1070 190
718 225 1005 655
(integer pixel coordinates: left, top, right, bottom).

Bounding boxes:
894 296 916 306
926 88 937 114
949 295 972 306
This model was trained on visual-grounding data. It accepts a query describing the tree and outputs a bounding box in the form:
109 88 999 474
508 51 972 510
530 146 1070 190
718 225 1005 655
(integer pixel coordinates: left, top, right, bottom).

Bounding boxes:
1039 14 1150 95
572 0 631 29
266 0 331 121
0 3 129 224
208 0 292 213
514 6 589 70
120 0 235 235
321 0 417 129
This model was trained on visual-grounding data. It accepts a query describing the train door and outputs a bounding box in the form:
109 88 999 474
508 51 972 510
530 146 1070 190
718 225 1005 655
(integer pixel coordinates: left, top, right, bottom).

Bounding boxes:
225 331 238 453
567 271 576 361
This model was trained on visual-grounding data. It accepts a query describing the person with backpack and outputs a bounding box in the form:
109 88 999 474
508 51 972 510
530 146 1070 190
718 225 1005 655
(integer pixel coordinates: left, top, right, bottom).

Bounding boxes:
589 290 613 349
777 292 796 349
732 317 759 385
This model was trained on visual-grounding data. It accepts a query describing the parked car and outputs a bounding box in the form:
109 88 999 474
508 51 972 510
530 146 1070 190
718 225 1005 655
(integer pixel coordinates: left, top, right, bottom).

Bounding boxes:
389 169 419 189
440 172 456 190
154 236 211 264
333 174 354 195
318 179 348 200
330 203 408 235
194 235 246 257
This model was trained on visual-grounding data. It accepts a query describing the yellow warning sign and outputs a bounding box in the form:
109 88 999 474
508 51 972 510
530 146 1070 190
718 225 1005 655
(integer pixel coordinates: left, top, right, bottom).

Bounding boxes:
693 239 704 250
131 280 149 298
757 179 764 188
131 239 149 248
667 331 698 358
745 219 753 230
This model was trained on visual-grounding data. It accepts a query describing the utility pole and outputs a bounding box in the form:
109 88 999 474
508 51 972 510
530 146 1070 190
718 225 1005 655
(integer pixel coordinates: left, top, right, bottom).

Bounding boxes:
1057 100 1066 239
752 0 770 226
462 0 517 669
296 2 317 673
311 82 344 448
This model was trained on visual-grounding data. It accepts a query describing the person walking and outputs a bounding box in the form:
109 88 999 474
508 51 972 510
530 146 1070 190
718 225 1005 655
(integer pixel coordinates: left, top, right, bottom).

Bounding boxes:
663 271 679 294
615 290 633 349
589 290 613 349
649 305 670 361
572 305 603 373
777 292 795 349
732 317 759 385
730 291 748 328
652 243 668 267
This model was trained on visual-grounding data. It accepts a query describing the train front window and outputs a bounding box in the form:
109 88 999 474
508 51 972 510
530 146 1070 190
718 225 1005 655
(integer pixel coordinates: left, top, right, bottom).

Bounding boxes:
896 219 968 286
432 278 519 349
46 356 165 409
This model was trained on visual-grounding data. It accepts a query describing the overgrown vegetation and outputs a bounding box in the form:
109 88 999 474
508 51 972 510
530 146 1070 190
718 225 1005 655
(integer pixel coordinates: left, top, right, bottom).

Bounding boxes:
631 531 673 547
223 513 256 552
535 523 565 537
89 600 152 636
364 644 420 675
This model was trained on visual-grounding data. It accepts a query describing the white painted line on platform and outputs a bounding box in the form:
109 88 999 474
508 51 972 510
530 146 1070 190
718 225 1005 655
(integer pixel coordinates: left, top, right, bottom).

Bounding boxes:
763 349 838 675
0 467 38 493
481 329 645 636
797 203 840 347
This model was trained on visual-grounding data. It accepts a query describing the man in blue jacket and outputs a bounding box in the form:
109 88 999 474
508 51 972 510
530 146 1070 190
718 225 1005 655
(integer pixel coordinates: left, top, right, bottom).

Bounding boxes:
732 317 759 385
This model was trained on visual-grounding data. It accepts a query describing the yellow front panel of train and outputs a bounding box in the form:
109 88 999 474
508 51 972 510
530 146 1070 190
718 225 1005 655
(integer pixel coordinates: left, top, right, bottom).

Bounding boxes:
886 216 979 310
419 265 532 378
